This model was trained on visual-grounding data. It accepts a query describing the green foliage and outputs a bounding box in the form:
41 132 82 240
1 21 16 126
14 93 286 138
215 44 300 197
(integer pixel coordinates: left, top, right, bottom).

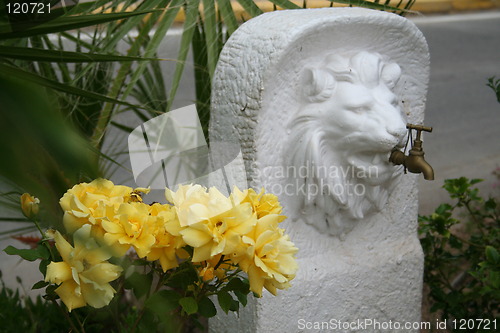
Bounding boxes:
419 177 500 328
4 237 253 332
487 76 500 103
0 274 70 333
114 255 252 331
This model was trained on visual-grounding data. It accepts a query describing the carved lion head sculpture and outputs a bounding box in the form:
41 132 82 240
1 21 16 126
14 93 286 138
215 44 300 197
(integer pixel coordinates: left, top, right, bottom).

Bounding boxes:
284 51 407 236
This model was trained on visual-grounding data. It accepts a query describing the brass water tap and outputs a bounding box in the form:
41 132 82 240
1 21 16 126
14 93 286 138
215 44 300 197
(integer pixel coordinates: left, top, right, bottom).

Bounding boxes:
390 124 434 180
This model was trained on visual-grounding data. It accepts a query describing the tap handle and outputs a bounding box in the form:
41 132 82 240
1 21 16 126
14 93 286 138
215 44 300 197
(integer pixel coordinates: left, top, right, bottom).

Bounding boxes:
407 123 432 141
406 123 433 133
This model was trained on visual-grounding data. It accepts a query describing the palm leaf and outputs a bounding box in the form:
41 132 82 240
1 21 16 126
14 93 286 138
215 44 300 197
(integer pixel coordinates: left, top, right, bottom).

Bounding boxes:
166 0 201 112
0 11 157 40
0 45 160 62
202 0 218 79
217 0 239 36
122 0 183 100
268 0 302 9
237 0 264 17
0 63 154 111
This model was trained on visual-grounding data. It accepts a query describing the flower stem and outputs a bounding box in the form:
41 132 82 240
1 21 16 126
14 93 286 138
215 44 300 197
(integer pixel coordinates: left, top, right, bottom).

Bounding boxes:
33 218 56 260
53 300 82 333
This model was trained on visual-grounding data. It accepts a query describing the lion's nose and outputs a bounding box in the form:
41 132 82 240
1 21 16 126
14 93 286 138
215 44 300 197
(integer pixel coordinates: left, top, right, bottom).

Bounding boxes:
388 126 407 142
384 107 407 143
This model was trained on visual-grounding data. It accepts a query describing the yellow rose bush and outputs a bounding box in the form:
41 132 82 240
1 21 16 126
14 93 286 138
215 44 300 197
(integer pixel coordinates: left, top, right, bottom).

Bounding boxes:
44 224 123 311
5 180 298 331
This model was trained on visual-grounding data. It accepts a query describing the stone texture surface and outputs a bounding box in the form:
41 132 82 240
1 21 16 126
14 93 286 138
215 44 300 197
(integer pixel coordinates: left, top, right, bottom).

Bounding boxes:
209 8 429 332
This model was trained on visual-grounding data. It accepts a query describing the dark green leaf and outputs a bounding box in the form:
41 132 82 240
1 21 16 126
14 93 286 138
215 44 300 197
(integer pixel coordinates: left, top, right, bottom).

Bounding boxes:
448 235 463 250
179 297 198 315
488 270 500 289
198 296 217 318
234 290 248 307
224 277 250 293
229 299 239 312
145 290 181 315
43 284 59 301
32 281 49 290
39 259 49 276
217 291 233 314
470 178 483 185
4 245 42 261
0 11 158 40
0 63 151 111
110 121 135 133
0 46 159 63
485 246 499 264
435 203 453 215
165 262 198 290
124 272 153 299
484 198 497 212
37 243 51 260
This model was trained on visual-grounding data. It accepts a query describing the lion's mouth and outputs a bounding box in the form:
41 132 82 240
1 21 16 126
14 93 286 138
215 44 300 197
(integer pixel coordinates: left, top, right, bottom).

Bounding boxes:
347 151 394 179
348 152 388 166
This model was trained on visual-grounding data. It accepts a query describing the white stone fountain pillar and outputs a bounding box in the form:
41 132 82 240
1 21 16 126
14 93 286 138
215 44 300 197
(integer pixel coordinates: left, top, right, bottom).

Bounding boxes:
209 8 430 332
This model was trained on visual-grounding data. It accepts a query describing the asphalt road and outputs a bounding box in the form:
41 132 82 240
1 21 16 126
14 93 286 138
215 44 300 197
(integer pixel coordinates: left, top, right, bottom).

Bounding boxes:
412 11 500 213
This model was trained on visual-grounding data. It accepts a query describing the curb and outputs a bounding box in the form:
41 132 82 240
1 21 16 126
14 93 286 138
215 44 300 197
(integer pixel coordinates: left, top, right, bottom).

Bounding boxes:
410 0 500 13
172 0 500 22
250 0 500 14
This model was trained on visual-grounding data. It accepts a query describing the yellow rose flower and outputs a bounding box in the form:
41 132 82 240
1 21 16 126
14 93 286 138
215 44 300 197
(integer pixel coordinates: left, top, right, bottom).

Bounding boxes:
231 187 286 221
59 178 133 235
44 225 122 312
237 214 298 297
166 184 235 227
180 203 257 262
101 202 156 258
20 193 40 218
195 254 235 282
199 266 215 282
145 203 185 272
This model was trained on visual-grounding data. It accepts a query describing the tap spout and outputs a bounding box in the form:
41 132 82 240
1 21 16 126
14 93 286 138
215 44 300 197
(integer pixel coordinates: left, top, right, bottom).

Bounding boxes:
389 140 434 180
419 159 434 180
405 153 434 180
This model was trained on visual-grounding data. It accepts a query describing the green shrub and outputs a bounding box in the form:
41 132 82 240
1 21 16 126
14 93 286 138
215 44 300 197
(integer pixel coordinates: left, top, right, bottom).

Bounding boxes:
487 76 500 103
0 273 68 332
419 177 500 330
